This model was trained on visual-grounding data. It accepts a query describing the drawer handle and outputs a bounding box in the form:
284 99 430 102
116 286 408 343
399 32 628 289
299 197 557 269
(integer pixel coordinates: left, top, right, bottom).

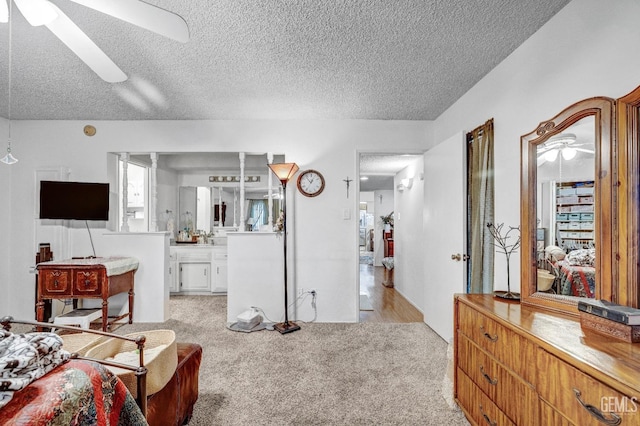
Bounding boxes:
479 325 498 342
573 388 622 425
479 404 497 426
480 365 498 385
85 279 91 287
54 280 59 288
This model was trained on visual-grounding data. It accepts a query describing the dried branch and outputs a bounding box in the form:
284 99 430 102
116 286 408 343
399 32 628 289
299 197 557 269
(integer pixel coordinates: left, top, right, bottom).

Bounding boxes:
486 222 521 261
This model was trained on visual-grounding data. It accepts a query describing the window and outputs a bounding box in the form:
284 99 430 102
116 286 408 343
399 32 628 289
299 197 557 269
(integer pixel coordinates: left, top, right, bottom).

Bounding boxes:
118 160 149 232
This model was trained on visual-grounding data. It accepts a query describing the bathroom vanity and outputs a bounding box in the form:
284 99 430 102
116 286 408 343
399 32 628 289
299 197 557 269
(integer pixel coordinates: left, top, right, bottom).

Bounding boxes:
169 244 228 294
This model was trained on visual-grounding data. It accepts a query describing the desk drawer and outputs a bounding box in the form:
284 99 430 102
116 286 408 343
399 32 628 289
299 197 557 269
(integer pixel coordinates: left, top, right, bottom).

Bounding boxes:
458 302 535 383
73 270 103 296
537 348 636 425
39 269 71 296
457 333 536 425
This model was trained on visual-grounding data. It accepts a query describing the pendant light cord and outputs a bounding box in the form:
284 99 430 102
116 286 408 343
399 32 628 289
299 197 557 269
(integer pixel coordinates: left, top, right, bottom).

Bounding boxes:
1 0 16 164
7 0 11 147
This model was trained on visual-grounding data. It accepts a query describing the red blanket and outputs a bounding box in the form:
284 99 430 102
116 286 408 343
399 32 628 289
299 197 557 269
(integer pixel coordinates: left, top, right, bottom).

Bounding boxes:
0 359 147 425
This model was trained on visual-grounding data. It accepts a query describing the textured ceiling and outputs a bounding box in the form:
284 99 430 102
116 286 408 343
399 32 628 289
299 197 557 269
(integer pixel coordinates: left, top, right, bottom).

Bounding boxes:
359 153 422 191
0 0 570 121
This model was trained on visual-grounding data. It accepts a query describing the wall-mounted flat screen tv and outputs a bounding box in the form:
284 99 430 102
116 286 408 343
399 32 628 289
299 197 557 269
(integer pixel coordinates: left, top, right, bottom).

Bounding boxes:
39 180 109 221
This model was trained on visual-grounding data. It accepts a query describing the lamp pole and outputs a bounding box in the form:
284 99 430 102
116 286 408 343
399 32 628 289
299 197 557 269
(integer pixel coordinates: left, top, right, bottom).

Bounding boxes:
268 163 300 334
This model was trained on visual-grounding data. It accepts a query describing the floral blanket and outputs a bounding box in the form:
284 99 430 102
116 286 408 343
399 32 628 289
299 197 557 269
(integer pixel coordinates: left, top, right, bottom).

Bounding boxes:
0 359 147 425
558 261 596 298
1 330 146 425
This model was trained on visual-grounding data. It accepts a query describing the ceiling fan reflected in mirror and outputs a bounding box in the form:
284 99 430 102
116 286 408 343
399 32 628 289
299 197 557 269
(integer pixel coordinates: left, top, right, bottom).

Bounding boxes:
537 133 594 163
0 0 189 83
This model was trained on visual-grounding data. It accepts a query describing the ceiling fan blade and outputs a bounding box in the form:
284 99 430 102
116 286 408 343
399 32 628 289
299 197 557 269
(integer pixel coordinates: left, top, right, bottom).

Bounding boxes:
537 156 547 165
14 0 58 26
575 148 595 154
70 0 189 43
0 0 7 23
45 4 127 83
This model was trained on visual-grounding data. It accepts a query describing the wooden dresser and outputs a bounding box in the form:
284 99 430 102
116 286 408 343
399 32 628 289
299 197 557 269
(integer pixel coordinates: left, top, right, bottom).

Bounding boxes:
454 294 640 425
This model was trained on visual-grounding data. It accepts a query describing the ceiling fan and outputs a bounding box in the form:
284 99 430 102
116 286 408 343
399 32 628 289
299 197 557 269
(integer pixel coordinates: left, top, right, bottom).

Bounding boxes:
537 133 594 163
0 0 189 83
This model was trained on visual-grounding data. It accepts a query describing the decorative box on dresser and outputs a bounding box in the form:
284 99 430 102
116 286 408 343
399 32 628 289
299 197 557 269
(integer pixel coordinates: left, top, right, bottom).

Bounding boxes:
454 294 640 426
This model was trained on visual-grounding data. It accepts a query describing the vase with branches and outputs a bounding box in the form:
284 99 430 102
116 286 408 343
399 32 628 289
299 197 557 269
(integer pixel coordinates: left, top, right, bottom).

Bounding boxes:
487 222 521 300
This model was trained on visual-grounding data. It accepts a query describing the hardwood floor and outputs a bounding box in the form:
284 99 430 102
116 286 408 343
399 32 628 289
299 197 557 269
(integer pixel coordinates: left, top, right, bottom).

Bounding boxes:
359 263 423 323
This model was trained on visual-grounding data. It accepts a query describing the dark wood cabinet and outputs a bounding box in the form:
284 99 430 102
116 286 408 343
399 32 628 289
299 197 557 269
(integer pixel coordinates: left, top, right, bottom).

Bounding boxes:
36 257 138 331
383 230 394 257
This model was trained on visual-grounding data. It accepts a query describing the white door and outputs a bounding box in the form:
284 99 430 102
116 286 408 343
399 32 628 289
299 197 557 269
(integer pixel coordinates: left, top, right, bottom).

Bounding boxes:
423 132 467 342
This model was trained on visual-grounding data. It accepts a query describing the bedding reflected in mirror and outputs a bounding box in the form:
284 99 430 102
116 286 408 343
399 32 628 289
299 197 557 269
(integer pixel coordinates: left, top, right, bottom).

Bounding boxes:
536 116 596 298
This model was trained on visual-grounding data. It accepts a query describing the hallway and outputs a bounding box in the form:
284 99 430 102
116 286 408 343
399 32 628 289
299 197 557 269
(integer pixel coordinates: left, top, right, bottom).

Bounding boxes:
359 264 423 323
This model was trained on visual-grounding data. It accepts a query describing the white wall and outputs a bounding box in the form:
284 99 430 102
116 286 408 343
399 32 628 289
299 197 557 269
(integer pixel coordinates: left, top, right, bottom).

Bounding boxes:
430 0 640 296
0 119 431 321
0 117 11 312
393 158 424 311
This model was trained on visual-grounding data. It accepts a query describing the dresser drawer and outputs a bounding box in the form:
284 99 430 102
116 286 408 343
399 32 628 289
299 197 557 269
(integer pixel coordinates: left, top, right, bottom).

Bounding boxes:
458 302 536 383
39 269 71 296
457 333 537 425
537 348 637 425
73 269 103 296
540 400 574 426
456 367 515 426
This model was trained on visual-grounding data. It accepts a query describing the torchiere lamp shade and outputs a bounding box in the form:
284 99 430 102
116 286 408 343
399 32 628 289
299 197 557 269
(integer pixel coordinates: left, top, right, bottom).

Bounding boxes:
268 163 299 183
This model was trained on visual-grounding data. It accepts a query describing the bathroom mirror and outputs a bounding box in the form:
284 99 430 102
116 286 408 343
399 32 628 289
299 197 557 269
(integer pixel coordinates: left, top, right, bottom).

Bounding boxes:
521 97 616 314
118 152 285 234
178 184 282 232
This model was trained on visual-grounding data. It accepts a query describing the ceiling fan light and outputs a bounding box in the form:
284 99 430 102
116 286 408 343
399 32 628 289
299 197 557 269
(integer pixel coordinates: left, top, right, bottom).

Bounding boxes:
562 147 577 160
14 0 58 26
0 0 8 23
544 149 559 162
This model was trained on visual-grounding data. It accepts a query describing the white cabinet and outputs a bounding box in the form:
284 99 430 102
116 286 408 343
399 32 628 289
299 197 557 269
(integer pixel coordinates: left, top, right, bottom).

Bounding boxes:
169 245 227 294
179 263 211 291
212 250 228 293
168 257 179 293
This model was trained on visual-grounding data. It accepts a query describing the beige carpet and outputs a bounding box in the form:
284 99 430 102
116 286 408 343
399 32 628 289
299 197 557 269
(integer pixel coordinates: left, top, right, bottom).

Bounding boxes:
114 295 469 425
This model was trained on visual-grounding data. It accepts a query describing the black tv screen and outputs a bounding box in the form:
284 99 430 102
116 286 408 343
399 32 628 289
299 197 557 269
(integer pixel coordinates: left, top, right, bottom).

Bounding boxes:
39 180 109 221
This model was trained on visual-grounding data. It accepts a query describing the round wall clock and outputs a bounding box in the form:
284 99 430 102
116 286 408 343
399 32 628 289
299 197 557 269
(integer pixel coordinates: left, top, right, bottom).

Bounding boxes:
297 169 325 197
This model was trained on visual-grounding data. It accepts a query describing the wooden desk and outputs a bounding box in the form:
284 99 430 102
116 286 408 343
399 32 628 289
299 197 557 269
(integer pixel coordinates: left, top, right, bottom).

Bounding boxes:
36 257 139 331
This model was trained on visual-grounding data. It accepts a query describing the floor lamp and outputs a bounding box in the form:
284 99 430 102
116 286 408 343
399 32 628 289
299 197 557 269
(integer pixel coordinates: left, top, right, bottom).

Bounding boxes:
268 162 300 334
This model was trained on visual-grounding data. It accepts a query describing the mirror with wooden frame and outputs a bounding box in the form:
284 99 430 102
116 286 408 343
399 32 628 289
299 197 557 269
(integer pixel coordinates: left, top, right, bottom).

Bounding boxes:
521 97 616 314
